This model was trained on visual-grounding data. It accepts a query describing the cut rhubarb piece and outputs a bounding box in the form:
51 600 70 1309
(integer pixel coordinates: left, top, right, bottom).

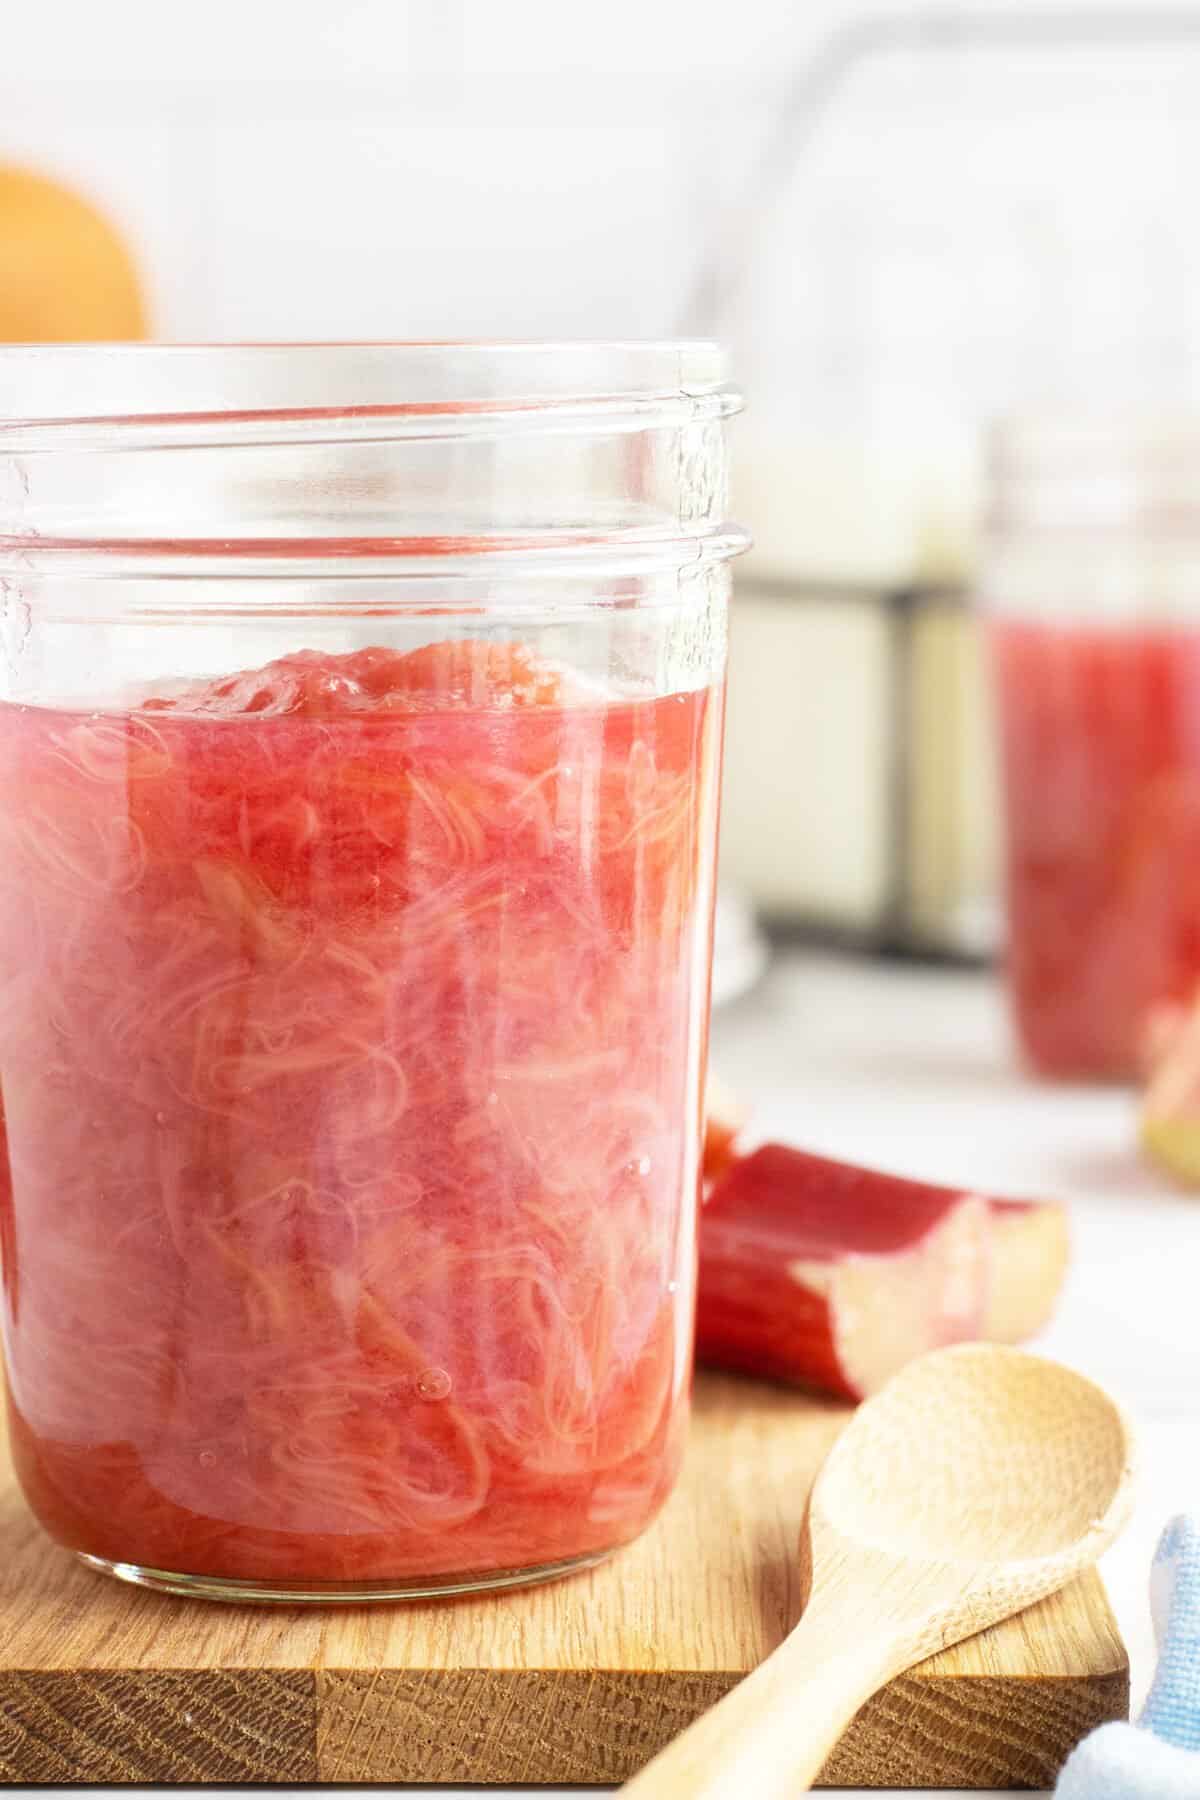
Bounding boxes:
702 1074 746 1185
1139 998 1193 1081
696 1145 988 1400
983 1199 1070 1343
1141 996 1200 1186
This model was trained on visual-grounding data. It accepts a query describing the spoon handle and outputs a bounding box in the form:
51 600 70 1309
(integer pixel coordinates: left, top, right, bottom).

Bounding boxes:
621 1592 898 1798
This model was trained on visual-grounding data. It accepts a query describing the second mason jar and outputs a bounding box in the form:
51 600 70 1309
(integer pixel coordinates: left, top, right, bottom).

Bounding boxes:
0 342 746 1599
984 417 1200 1080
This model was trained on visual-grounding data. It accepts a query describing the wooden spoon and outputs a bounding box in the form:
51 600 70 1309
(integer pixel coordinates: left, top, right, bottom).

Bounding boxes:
623 1343 1135 1797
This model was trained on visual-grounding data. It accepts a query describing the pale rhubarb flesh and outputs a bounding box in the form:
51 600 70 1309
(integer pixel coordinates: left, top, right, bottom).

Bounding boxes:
1141 996 1200 1186
983 1198 1070 1343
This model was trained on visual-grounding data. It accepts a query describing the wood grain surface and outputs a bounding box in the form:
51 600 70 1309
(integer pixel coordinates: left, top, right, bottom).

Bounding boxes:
0 1374 1128 1786
622 1346 1135 1797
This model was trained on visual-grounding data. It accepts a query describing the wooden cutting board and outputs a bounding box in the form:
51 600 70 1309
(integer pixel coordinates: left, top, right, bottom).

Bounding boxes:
0 1372 1127 1787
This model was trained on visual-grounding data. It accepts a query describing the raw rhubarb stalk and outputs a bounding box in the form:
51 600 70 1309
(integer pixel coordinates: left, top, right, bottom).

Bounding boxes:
696 1145 989 1400
1141 994 1200 1186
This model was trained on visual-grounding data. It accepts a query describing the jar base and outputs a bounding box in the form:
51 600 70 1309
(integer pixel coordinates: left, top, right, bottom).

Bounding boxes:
76 1547 613 1605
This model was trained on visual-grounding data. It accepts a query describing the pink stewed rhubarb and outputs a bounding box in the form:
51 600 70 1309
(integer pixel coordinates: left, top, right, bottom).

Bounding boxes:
0 640 717 1585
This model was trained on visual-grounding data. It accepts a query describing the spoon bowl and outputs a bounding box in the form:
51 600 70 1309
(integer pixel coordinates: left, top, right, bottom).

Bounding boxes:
815 1341 1132 1564
624 1344 1135 1798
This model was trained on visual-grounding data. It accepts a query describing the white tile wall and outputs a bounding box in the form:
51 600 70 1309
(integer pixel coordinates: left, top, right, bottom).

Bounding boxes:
0 0 850 339
456 0 803 77
10 0 1196 356
6 0 1200 583
172 115 695 339
6 0 430 88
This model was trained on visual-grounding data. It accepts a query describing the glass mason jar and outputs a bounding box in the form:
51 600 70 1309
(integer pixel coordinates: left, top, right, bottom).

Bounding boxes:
0 342 745 1600
983 417 1200 1080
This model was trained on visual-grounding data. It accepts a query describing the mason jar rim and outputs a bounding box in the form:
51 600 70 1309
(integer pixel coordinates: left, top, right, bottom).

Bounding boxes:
0 340 749 589
0 341 740 447
987 411 1200 536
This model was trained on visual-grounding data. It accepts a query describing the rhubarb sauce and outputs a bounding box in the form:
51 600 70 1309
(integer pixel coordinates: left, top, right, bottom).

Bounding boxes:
0 642 719 1590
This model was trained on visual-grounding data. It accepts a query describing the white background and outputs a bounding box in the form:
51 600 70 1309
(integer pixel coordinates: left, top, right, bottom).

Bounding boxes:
11 0 1200 590
7 0 1200 368
0 0 809 341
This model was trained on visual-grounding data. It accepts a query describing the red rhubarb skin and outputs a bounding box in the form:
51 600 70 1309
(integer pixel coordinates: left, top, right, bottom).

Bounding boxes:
0 643 719 1586
695 1145 979 1401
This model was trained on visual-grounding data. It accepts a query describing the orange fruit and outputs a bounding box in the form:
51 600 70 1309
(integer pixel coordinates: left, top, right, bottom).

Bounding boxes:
0 163 146 341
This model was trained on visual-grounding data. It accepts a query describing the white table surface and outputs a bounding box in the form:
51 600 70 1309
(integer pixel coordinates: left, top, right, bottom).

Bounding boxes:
22 949 1200 1799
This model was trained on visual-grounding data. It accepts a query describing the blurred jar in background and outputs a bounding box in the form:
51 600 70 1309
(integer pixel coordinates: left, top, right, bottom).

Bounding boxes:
985 419 1200 1079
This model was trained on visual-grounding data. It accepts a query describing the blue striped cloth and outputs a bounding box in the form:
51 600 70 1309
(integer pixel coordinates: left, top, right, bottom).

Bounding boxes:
1057 1517 1200 1796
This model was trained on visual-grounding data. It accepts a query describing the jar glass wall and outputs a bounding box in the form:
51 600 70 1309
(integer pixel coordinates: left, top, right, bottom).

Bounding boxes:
0 343 745 1600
